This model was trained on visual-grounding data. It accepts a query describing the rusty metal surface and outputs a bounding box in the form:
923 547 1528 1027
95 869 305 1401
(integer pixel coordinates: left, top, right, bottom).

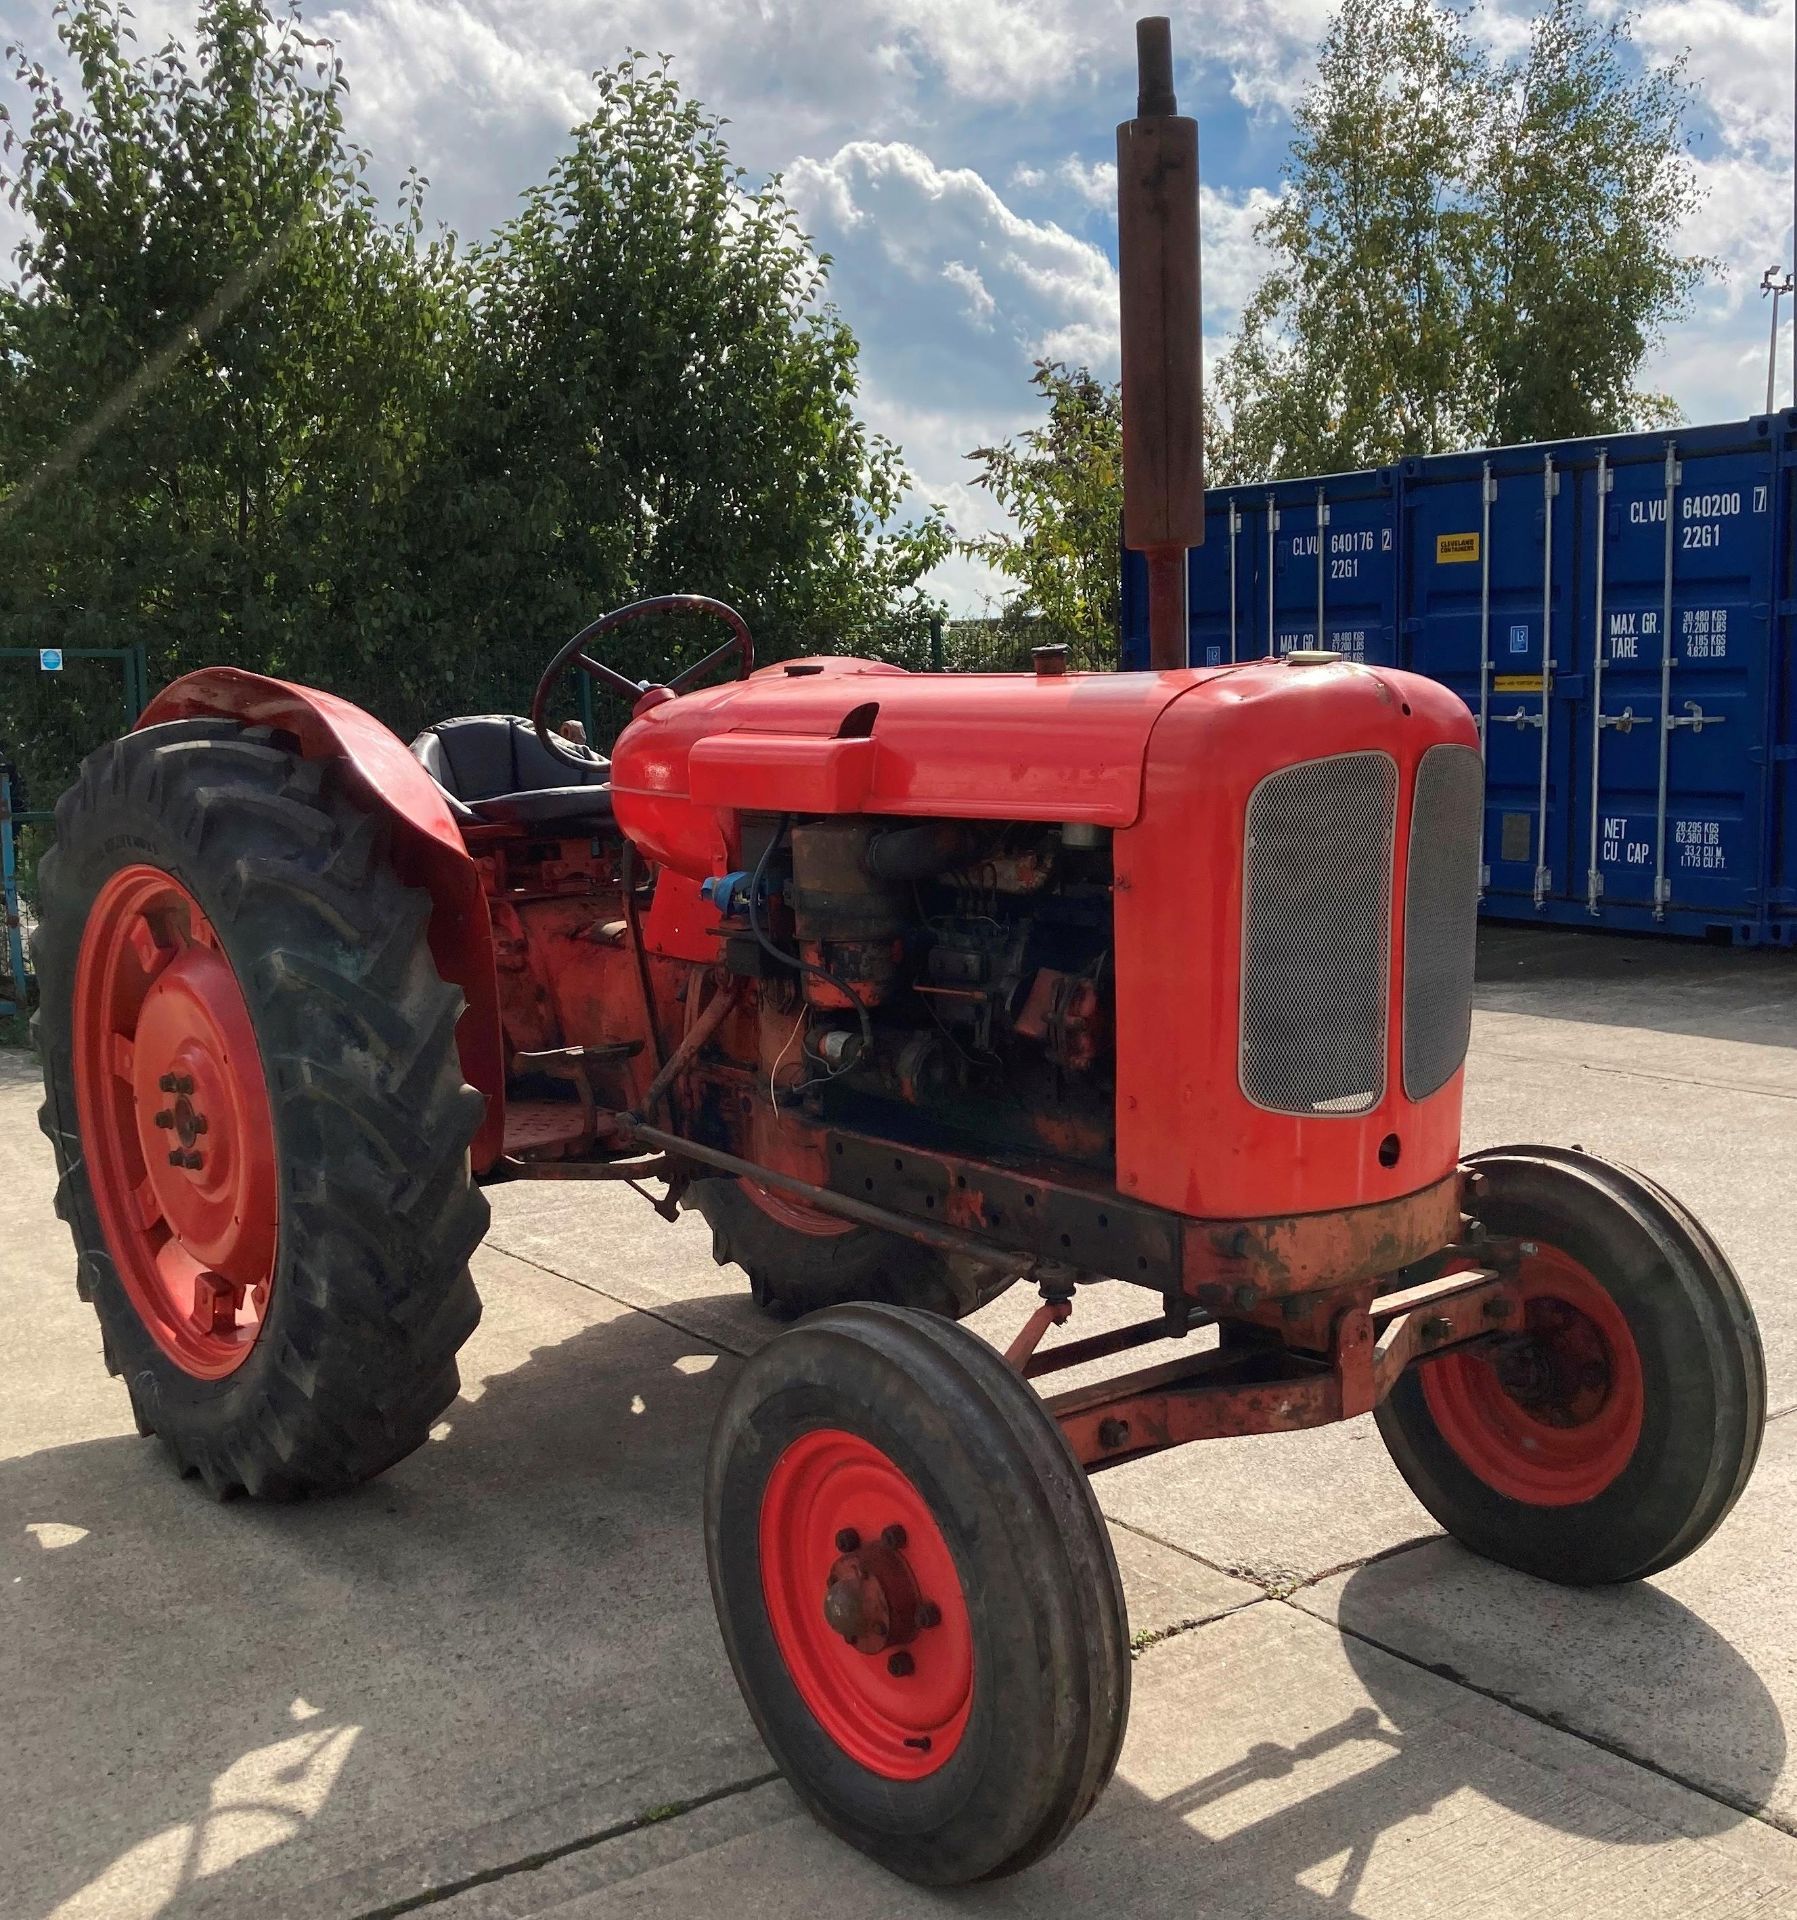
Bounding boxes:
825 1132 1179 1282
1023 1305 1210 1378
1048 1253 1521 1469
1051 1344 1339 1471
1181 1173 1463 1305
621 1120 1044 1276
1002 1298 1071 1371
627 970 739 1122
1117 16 1204 670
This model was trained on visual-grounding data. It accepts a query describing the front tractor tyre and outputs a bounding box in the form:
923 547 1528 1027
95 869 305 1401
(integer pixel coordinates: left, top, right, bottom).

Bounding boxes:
1376 1146 1764 1585
705 1303 1129 1884
34 719 489 1499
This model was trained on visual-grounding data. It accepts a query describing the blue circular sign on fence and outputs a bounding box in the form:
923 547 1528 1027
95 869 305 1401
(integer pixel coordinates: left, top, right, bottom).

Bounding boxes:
39 648 63 672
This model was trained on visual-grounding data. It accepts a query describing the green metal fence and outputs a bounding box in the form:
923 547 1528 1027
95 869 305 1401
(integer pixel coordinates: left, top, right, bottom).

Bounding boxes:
0 643 149 1012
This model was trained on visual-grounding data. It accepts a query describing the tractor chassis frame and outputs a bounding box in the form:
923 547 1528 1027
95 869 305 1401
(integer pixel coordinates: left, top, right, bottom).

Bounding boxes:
554 1114 1527 1479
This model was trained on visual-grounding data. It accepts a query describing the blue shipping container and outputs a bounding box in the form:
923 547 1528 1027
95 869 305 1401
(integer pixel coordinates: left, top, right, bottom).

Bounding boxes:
1120 416 1797 944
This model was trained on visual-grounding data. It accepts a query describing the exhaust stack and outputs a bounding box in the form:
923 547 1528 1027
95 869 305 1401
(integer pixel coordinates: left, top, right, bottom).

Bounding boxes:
1117 16 1204 672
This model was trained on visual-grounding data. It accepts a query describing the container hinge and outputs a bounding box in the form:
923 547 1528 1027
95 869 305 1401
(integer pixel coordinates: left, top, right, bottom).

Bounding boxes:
1478 862 1491 893
1749 744 1797 764
1483 474 1499 503
1769 885 1797 905
1665 701 1723 734
1533 866 1552 906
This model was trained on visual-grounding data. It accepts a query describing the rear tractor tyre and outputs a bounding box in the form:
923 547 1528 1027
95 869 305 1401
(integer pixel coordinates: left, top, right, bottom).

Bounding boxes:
705 1302 1129 1885
33 719 489 1499
1375 1146 1764 1585
688 1175 1011 1321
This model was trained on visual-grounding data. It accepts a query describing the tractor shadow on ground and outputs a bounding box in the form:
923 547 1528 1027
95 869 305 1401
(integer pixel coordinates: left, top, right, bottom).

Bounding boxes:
5 1292 1788 1920
1473 923 1797 1051
1017 1558 1788 1920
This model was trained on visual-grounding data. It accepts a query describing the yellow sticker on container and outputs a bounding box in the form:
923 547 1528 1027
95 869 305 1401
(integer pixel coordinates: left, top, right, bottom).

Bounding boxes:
1494 674 1543 693
1436 531 1480 563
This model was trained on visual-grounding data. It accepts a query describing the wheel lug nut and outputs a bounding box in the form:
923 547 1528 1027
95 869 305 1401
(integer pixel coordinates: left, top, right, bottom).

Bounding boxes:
887 1651 914 1677
835 1528 859 1552
190 1114 208 1134
158 1073 178 1093
916 1601 941 1629
880 1524 906 1550
153 1110 174 1129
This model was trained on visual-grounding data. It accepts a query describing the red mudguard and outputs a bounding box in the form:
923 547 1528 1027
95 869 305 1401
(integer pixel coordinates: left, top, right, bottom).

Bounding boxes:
139 670 506 1173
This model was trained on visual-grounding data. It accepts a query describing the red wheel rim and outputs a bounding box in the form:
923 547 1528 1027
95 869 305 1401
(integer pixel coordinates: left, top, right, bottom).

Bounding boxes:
744 1180 854 1239
72 866 279 1380
759 1428 973 1779
1421 1244 1644 1507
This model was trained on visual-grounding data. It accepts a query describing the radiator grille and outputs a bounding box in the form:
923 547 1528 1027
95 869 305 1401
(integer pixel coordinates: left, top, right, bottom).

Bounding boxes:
1403 744 1484 1099
1240 752 1397 1116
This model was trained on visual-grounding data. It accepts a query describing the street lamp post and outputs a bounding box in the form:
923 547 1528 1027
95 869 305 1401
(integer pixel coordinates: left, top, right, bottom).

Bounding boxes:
1762 265 1794 414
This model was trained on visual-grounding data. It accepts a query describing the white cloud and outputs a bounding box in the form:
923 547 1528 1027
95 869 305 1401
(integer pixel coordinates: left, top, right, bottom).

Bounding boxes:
787 139 1120 368
940 258 997 325
1059 156 1116 207
1635 0 1793 154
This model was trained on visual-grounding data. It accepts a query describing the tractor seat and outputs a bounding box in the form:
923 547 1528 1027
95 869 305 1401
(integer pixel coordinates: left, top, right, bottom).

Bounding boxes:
410 715 615 829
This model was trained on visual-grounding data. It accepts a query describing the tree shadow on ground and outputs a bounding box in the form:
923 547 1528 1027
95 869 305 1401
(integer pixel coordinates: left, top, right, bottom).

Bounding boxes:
4 1295 764 1920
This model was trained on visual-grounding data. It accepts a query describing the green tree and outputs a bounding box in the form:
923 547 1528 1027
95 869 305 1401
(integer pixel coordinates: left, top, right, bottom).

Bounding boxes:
1211 0 1706 482
0 4 945 803
959 360 1122 668
1474 1 1700 443
0 0 465 788
426 51 946 715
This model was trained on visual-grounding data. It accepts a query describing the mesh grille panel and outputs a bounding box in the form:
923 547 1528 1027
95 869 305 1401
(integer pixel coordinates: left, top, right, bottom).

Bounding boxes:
1403 744 1484 1099
1240 752 1397 1116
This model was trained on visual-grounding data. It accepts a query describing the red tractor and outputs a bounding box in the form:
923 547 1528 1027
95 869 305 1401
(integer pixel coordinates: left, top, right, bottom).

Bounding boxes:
31 19 1762 1889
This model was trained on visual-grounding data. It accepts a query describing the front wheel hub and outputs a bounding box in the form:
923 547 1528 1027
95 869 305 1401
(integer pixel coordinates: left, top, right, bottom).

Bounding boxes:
73 867 279 1379
1421 1243 1644 1506
759 1428 972 1778
823 1539 920 1653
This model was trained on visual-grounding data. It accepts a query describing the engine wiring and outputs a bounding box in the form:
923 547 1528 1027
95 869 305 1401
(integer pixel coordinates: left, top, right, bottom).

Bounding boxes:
747 813 875 1093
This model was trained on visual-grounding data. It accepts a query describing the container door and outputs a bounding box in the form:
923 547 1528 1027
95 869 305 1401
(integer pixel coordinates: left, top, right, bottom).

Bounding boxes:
1405 456 1577 908
1319 487 1397 665
1575 442 1775 932
1188 496 1246 666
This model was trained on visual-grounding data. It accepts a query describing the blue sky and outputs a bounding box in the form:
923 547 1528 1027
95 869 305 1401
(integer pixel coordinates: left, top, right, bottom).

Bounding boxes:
2 0 1792 611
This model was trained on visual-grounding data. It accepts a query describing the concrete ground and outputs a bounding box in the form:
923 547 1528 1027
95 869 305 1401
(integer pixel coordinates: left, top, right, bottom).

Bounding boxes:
5 922 1797 1919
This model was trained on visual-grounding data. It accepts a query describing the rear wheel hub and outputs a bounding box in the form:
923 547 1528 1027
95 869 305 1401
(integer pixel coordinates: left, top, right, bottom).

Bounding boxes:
73 867 279 1379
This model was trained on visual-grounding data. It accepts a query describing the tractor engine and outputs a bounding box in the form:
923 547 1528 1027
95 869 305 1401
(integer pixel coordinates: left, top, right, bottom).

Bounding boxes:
593 644 1485 1232
729 811 1117 1167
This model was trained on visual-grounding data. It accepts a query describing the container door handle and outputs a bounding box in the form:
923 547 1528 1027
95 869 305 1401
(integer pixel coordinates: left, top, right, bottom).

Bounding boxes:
1665 701 1723 734
1491 707 1542 730
1597 706 1637 734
